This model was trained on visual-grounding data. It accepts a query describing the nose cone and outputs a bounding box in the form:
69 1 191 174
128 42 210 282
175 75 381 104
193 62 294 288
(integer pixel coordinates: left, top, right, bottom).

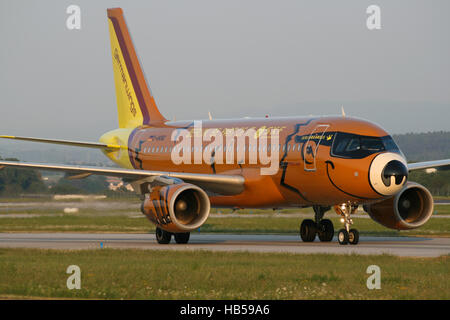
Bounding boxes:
382 160 408 187
369 152 408 196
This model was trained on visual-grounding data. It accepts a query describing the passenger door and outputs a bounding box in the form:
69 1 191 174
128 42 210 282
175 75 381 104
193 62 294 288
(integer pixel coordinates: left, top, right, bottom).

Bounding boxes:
303 124 330 171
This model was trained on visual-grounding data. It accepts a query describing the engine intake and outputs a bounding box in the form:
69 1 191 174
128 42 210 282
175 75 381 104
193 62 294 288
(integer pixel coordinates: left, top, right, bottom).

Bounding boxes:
141 183 210 233
365 182 434 230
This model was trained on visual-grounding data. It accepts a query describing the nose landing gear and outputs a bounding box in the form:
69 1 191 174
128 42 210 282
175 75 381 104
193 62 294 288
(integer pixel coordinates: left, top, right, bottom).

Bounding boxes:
334 202 359 245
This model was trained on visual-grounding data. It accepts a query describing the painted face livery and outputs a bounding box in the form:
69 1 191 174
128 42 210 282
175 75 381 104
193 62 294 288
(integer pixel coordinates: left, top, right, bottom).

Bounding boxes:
369 152 408 196
0 7 448 246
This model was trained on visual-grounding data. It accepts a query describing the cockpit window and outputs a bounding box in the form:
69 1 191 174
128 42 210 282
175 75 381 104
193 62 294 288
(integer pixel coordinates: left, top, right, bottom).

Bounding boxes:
331 133 400 159
381 136 401 153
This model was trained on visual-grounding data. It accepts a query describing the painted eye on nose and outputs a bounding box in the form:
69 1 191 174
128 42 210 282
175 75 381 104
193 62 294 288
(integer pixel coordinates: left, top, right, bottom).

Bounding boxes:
369 152 408 196
382 160 408 187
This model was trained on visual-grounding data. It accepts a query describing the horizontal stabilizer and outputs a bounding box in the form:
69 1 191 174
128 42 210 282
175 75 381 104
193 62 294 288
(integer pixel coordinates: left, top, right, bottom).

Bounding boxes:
0 135 125 151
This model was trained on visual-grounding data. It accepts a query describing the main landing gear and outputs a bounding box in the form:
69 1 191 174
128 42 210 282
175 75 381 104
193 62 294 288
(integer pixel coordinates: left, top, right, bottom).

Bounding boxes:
334 202 359 245
155 227 190 244
299 206 334 243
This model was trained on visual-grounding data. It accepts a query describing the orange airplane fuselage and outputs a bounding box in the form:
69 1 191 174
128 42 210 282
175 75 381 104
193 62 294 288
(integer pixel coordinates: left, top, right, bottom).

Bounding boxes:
110 116 404 209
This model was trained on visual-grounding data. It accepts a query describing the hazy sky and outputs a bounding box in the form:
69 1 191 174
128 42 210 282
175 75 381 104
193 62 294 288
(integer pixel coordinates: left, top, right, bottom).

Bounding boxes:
1 0 449 141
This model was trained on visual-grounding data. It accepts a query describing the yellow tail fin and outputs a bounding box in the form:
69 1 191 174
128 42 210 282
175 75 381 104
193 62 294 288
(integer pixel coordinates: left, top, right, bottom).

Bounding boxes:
107 8 166 128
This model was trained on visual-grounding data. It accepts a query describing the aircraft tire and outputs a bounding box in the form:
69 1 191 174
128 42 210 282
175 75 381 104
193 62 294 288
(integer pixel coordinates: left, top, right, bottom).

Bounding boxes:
348 229 359 245
317 219 334 242
337 229 349 245
156 227 172 244
174 232 190 244
300 219 317 242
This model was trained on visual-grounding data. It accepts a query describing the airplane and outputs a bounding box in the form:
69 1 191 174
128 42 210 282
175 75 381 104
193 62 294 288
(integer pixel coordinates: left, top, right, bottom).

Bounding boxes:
1 8 449 245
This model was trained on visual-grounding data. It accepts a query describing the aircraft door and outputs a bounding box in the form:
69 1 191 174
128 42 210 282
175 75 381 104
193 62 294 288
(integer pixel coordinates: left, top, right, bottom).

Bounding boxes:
303 124 330 171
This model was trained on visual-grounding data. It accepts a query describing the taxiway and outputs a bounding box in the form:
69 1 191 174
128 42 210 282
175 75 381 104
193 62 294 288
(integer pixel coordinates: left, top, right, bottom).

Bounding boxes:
0 233 448 257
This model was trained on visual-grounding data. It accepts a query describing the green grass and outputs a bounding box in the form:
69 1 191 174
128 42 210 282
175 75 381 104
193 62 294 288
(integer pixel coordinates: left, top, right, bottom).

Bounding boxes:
433 204 450 215
0 248 447 299
434 196 450 200
0 196 449 236
0 196 139 203
1 211 449 237
0 215 148 233
0 207 137 215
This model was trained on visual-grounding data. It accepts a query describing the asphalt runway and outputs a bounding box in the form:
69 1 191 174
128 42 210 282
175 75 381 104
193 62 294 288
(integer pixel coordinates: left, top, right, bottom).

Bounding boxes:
0 233 449 257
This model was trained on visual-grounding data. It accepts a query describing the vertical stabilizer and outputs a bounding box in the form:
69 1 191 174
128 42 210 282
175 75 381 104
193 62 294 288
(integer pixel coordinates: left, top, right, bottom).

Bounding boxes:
107 8 166 128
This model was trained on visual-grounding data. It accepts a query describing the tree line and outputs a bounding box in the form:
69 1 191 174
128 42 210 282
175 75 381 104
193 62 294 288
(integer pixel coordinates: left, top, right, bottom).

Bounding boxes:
0 156 130 197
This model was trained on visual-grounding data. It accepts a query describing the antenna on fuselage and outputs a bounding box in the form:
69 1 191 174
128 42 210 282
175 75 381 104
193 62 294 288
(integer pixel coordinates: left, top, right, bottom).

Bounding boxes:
341 106 346 118
208 111 212 120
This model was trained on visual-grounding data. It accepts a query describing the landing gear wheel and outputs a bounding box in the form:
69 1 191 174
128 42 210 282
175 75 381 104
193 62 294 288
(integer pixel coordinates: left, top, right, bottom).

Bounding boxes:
155 227 172 244
337 229 349 245
174 232 190 244
348 229 359 245
300 219 317 242
317 219 334 242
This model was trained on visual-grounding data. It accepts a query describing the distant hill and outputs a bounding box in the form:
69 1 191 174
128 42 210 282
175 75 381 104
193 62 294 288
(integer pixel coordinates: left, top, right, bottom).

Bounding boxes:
392 131 450 162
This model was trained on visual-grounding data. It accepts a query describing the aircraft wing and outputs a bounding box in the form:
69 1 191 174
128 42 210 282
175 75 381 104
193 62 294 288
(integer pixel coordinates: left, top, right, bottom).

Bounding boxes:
408 159 450 171
0 135 123 151
0 160 245 195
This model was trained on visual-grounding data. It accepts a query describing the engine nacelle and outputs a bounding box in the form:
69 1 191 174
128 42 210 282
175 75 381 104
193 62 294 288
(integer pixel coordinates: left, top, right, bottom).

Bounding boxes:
365 182 434 230
141 183 210 233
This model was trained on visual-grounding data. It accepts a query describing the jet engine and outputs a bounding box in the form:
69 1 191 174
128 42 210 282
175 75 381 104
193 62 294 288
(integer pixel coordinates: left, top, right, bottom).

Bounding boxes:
141 183 210 233
365 182 434 230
